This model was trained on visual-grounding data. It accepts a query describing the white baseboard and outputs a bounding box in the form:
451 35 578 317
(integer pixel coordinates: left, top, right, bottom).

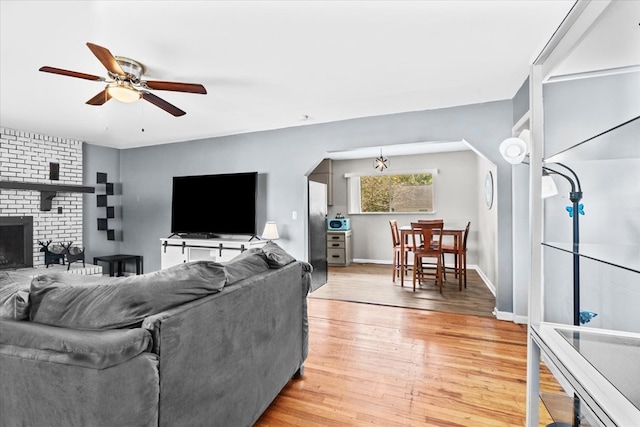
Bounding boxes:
512 314 529 324
493 309 514 322
353 259 390 265
493 311 528 325
472 265 496 297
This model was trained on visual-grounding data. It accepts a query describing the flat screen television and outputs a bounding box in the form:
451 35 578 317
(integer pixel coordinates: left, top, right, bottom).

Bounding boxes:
171 172 257 237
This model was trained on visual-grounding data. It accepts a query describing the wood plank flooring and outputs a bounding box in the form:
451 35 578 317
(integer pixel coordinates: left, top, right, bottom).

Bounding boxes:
310 263 496 318
255 264 562 426
256 299 559 426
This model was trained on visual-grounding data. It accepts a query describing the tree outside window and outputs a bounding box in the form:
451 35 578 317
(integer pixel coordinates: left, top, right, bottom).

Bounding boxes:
358 173 434 213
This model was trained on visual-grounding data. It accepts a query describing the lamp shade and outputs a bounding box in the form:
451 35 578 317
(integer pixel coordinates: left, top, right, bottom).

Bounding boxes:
261 221 279 240
499 137 528 164
541 175 559 198
107 83 141 103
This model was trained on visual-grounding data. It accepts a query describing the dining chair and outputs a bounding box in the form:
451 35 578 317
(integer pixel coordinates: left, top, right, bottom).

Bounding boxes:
410 221 444 293
389 220 414 282
441 221 470 289
416 219 443 247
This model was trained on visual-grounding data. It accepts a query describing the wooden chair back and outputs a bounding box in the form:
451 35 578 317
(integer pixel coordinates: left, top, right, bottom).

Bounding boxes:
417 219 444 224
410 220 445 292
462 221 471 250
417 219 444 244
389 220 400 247
410 221 444 253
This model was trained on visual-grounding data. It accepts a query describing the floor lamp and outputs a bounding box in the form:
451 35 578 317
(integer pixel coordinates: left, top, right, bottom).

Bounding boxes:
543 163 592 427
499 136 589 327
541 163 583 327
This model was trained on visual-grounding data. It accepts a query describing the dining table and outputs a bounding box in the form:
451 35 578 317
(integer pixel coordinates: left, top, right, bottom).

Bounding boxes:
398 224 466 291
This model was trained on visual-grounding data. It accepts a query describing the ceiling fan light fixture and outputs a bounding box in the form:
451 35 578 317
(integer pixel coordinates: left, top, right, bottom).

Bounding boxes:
107 82 141 103
40 42 204 116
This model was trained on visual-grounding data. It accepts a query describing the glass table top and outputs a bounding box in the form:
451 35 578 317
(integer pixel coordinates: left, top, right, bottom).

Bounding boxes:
557 329 640 411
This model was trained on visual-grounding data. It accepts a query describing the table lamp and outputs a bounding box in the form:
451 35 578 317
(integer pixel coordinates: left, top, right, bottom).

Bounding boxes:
261 221 279 241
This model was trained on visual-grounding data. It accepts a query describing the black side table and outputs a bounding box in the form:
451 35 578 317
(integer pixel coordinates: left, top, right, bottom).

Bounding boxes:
93 254 143 277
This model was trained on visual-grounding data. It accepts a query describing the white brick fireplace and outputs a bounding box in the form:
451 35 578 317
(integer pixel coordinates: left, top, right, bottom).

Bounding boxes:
0 127 86 269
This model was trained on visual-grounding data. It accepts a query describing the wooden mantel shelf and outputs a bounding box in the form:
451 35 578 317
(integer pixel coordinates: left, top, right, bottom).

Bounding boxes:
0 181 95 193
0 180 95 211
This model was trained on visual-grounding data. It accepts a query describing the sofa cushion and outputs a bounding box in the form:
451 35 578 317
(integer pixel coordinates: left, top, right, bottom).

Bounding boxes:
0 271 31 320
0 319 152 369
223 249 270 285
262 241 296 268
29 260 227 330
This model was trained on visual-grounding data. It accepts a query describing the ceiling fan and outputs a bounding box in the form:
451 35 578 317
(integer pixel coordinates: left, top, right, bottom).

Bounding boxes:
39 42 207 117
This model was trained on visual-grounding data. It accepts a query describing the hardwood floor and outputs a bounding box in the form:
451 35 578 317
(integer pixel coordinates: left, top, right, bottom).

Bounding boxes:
256 298 559 426
310 263 496 318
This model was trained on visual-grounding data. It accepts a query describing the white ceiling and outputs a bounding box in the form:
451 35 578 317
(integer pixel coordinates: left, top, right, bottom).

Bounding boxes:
1 1 580 150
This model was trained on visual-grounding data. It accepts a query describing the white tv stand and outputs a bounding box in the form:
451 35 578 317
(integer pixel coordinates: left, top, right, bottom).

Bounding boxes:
160 236 267 269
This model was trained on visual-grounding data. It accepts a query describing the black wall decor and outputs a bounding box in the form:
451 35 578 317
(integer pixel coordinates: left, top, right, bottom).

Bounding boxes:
96 172 116 240
49 162 59 181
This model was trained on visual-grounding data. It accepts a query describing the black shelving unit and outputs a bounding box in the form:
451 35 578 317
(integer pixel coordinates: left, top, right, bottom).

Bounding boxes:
96 172 115 240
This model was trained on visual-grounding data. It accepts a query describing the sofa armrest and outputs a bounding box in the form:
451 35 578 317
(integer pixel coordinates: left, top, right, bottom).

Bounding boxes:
142 260 310 426
0 319 152 370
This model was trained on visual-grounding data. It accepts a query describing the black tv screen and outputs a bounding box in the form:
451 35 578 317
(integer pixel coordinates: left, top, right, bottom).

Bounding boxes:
171 172 257 236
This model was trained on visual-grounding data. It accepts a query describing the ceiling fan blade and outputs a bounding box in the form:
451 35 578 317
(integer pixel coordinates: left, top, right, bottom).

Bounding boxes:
86 90 112 106
141 92 186 117
39 66 105 81
144 80 207 94
86 42 125 76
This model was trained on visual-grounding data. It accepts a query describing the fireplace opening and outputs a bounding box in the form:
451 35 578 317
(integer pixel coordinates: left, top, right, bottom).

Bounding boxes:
0 216 34 270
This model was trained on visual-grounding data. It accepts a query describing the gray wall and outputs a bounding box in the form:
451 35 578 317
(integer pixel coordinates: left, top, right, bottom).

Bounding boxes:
475 153 499 293
511 164 530 322
509 77 532 323
83 144 122 268
327 150 479 265
83 100 517 312
512 77 529 125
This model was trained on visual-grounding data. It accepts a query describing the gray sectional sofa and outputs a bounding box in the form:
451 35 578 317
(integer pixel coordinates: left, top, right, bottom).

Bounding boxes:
0 242 312 427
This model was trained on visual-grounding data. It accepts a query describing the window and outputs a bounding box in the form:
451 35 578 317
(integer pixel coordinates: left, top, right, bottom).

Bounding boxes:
347 171 435 214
